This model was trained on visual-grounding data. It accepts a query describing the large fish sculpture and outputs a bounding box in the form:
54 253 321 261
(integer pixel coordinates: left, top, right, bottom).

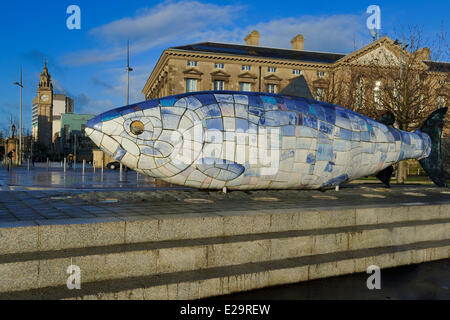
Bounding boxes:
85 91 448 190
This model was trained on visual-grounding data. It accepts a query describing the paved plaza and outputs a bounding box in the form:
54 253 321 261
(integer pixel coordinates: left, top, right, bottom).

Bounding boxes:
0 164 448 226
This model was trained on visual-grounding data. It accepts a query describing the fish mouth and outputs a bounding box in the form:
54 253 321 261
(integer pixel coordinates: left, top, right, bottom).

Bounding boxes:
84 127 102 148
84 126 122 158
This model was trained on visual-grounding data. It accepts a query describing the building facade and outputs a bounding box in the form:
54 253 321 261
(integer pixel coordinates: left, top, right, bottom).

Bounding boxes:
52 94 74 139
32 63 53 150
59 113 95 161
142 32 449 136
32 64 77 156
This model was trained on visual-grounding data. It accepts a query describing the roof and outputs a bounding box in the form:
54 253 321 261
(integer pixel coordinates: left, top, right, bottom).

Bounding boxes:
169 42 346 64
423 61 450 73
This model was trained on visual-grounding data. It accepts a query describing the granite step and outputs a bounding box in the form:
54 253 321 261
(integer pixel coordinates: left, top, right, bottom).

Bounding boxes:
0 217 449 294
2 203 450 255
0 239 448 300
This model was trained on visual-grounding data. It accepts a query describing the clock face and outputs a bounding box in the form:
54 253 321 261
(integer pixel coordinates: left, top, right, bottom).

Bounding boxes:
41 94 49 102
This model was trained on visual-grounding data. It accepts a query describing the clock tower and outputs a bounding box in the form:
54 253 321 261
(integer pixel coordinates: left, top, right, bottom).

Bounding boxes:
36 63 53 150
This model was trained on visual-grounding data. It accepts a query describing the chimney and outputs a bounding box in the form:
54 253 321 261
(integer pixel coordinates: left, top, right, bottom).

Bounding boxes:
245 30 260 46
416 47 431 61
291 34 304 50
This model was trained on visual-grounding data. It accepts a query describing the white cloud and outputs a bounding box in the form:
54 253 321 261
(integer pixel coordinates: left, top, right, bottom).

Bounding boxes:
94 65 153 104
59 1 369 111
62 0 243 66
74 93 115 114
62 1 368 67
244 14 368 53
52 79 67 95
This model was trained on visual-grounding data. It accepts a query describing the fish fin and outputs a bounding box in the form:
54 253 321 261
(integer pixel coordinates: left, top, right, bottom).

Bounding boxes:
376 111 395 126
419 107 448 187
376 166 394 187
197 158 245 181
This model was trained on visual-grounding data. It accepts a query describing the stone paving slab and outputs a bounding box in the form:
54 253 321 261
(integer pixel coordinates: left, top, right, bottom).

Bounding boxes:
0 166 448 226
0 183 448 226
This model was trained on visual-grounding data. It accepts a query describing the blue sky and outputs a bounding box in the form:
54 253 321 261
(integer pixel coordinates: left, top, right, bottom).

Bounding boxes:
0 0 448 133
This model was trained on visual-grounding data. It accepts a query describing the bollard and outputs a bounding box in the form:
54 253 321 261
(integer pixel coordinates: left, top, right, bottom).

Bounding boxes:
93 161 96 174
47 158 50 171
82 160 86 175
136 172 139 183
64 158 66 174
119 163 123 182
101 163 104 181
27 159 30 171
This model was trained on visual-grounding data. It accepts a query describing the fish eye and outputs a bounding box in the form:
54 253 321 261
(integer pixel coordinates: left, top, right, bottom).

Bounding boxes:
130 120 145 135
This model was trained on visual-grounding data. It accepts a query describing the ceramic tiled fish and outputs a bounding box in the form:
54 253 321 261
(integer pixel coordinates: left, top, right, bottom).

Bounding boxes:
86 91 447 189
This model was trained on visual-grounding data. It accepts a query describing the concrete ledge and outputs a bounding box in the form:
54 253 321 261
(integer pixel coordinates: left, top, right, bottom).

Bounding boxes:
0 218 449 292
0 240 448 300
1 203 449 255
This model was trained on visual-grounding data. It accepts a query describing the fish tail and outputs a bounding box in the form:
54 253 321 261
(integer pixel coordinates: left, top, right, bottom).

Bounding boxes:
419 107 448 187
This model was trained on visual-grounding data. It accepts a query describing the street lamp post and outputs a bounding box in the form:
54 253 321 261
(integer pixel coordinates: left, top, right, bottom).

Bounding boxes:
13 67 23 166
126 40 133 105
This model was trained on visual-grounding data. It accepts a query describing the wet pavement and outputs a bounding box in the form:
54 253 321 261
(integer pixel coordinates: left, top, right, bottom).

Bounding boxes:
0 164 449 300
0 163 448 225
214 258 450 300
0 162 168 191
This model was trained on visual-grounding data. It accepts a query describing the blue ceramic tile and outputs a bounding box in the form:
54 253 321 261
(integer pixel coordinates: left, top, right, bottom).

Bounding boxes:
319 121 333 135
325 162 335 172
101 110 120 122
236 118 249 131
306 153 315 164
303 115 317 129
322 174 349 187
206 118 223 131
317 144 333 161
186 96 203 109
249 106 264 117
339 128 352 140
160 98 177 107
141 99 159 110
282 126 296 136
248 94 262 107
113 147 126 161
207 105 222 117
281 150 295 160
261 96 277 105
195 94 217 105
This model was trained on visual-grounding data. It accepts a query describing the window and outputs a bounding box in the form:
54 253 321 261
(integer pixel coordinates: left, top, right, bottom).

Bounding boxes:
315 88 324 101
355 78 365 109
187 60 198 67
214 80 224 91
267 84 277 94
374 81 382 109
292 69 302 75
186 79 198 92
268 67 277 73
317 71 326 77
64 125 70 141
214 63 224 69
240 82 251 92
438 96 445 108
242 65 252 71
